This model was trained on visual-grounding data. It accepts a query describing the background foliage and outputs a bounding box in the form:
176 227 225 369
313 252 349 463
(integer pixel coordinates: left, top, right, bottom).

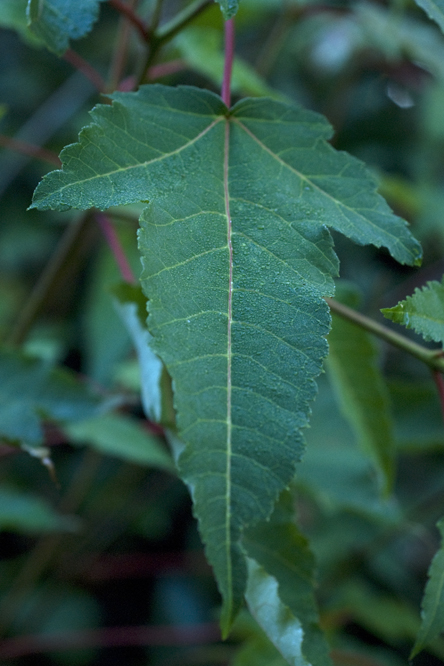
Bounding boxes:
2 0 444 665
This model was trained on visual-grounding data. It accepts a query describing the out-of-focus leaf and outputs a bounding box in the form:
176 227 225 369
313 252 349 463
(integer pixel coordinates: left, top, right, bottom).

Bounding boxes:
0 487 79 534
216 0 240 20
413 0 444 35
26 0 105 55
0 0 43 46
112 283 175 427
411 517 444 658
327 286 395 494
382 277 444 344
244 492 333 666
176 27 281 99
0 348 114 448
65 413 174 471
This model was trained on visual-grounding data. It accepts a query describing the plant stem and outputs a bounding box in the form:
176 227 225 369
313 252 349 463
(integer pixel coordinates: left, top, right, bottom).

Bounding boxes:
326 297 444 373
0 135 61 166
109 0 150 41
63 50 107 93
432 370 444 423
95 213 136 283
222 19 235 107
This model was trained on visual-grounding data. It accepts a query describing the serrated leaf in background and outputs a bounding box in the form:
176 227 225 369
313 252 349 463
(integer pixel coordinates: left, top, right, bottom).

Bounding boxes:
382 277 444 344
26 0 106 55
413 0 444 35
411 517 444 658
65 413 174 471
0 486 80 534
216 0 240 20
244 492 333 666
30 84 421 634
112 283 175 427
0 348 114 448
327 285 395 495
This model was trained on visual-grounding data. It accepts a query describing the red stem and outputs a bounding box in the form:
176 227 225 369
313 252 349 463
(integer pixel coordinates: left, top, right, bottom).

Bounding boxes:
109 0 150 41
63 50 107 93
222 18 235 107
0 622 220 660
95 213 136 283
0 135 61 166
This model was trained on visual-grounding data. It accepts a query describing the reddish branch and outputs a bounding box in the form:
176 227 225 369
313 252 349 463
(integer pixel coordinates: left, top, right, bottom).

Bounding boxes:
95 212 136 283
433 370 444 425
109 0 150 41
0 135 61 166
0 622 220 660
222 19 235 107
63 50 107 93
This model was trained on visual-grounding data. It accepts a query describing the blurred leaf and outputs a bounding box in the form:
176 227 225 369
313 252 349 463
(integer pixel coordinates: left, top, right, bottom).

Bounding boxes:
216 0 240 20
112 283 175 426
176 27 282 98
411 517 444 658
382 277 444 344
414 0 444 35
327 286 395 494
65 412 174 471
0 486 79 534
26 0 105 55
0 0 43 46
0 348 114 448
244 492 333 666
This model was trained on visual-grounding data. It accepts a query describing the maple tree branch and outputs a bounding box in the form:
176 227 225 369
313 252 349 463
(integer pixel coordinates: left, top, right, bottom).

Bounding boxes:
326 297 444 373
0 135 61 166
222 18 235 107
108 0 150 42
63 50 106 93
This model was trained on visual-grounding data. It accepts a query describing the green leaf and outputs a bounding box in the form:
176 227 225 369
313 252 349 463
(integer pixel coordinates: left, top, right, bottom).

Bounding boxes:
30 84 421 633
327 286 395 495
112 283 175 427
0 486 79 534
382 277 444 344
413 0 444 35
65 413 174 471
0 347 113 448
26 0 105 55
0 0 43 46
411 517 444 658
243 492 333 666
216 0 240 20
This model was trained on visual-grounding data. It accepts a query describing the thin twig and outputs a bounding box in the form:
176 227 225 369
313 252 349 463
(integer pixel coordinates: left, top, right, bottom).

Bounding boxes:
326 297 444 373
433 370 444 424
0 135 61 166
95 212 136 283
156 0 212 42
0 622 220 660
109 0 150 41
64 50 107 93
222 19 235 107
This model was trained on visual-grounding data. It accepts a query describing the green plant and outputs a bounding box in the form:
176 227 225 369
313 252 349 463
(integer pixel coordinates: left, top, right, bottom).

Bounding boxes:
2 1 444 664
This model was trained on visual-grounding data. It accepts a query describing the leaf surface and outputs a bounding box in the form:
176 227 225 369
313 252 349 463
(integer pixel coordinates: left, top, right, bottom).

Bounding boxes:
411 517 444 657
0 0 43 46
30 84 421 633
216 0 240 20
327 286 395 494
413 0 444 34
66 413 174 471
26 0 105 55
244 492 333 665
0 347 112 447
0 486 79 534
382 277 444 344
